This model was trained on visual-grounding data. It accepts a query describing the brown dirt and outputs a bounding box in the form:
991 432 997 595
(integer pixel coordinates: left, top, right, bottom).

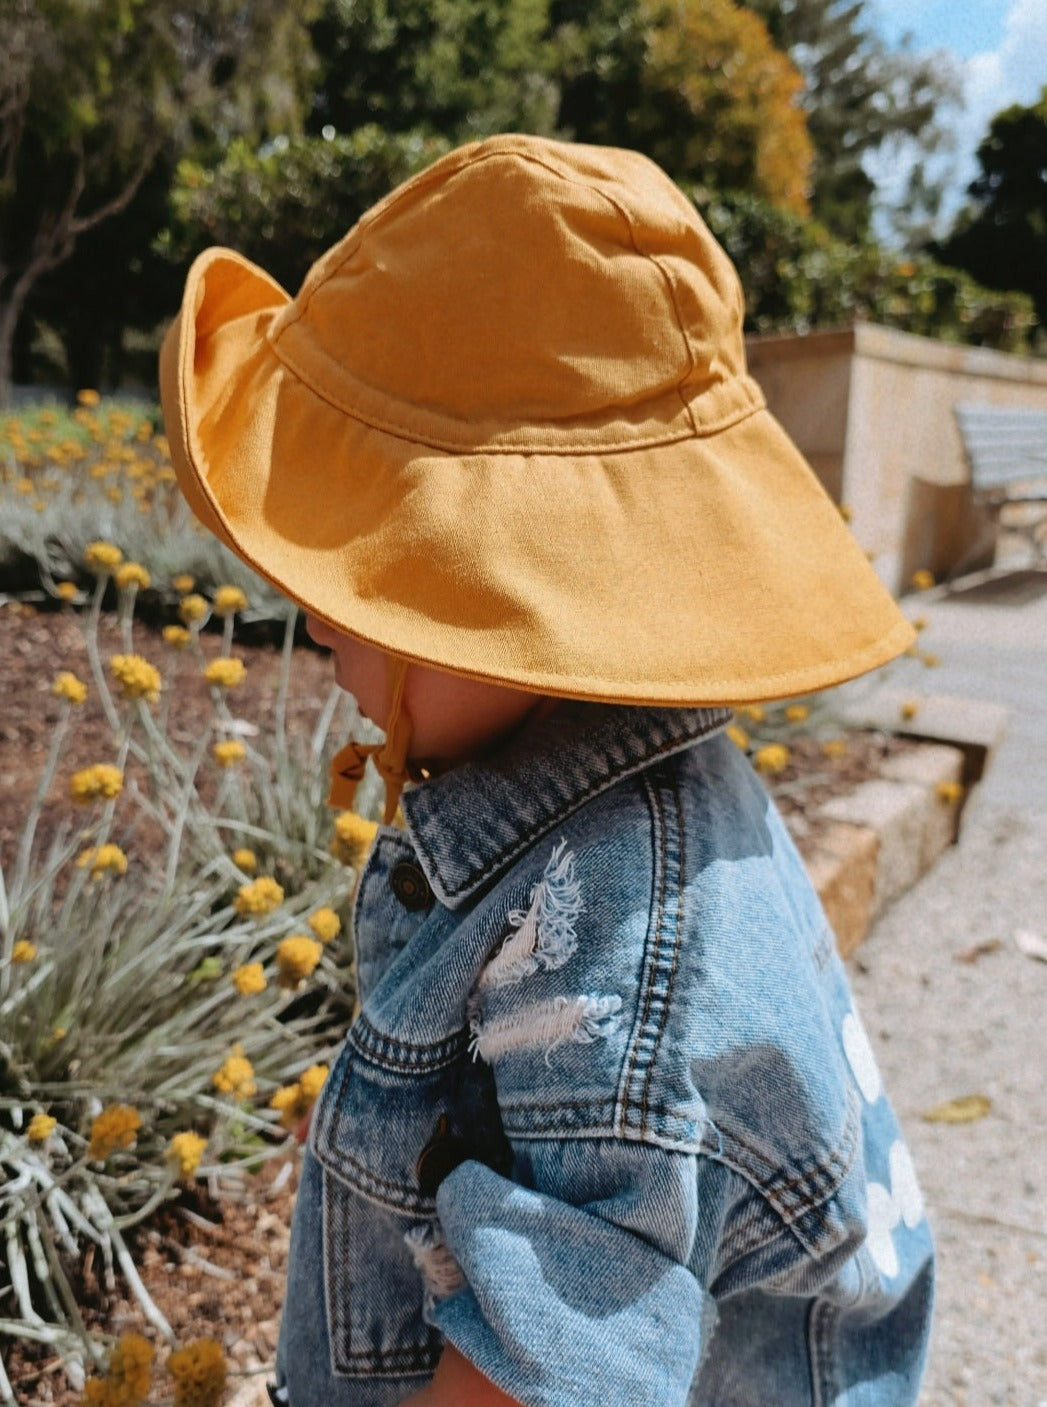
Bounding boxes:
0 600 915 1404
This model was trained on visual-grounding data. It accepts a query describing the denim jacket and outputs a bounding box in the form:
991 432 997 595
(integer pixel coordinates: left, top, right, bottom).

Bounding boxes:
276 703 934 1407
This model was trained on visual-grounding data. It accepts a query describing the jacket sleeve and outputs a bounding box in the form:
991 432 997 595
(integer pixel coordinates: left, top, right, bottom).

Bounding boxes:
430 1137 717 1407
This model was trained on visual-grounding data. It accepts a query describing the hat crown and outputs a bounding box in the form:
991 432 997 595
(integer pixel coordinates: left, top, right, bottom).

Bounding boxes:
269 136 755 451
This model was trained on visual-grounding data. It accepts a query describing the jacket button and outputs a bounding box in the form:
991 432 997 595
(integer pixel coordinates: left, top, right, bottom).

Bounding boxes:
389 859 432 911
417 1115 469 1197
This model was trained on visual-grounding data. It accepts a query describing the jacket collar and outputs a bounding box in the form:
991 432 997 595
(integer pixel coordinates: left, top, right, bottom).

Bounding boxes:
400 701 730 909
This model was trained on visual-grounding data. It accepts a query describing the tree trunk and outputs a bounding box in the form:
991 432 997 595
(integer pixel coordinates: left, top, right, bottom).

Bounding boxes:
0 297 23 410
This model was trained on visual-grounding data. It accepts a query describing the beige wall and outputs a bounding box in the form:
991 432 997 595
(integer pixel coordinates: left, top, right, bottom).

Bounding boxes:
746 322 1047 594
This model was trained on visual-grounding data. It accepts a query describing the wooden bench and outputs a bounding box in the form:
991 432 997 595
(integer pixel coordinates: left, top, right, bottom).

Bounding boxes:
954 403 1047 568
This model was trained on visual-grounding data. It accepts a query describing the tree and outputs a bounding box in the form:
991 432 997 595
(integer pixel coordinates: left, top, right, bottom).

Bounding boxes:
550 0 812 215
308 0 559 143
0 0 318 404
162 127 452 296
936 89 1047 332
742 0 960 238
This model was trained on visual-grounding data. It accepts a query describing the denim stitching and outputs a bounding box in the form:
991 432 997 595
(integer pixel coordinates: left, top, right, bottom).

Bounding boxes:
349 1016 470 1071
808 1297 840 1407
616 770 667 1137
320 1145 436 1214
638 770 686 1134
410 713 728 902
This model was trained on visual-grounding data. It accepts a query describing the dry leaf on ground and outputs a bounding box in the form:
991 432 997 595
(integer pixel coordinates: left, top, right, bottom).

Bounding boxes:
954 938 1003 964
921 1094 992 1124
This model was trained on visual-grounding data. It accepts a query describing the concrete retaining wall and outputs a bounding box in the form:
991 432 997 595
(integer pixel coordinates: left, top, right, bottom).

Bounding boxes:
746 322 1047 594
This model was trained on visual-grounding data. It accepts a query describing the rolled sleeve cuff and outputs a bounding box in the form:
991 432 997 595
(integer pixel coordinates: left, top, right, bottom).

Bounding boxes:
432 1159 712 1407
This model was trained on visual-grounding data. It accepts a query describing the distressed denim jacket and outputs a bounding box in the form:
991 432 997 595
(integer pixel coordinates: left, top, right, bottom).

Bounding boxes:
276 703 934 1407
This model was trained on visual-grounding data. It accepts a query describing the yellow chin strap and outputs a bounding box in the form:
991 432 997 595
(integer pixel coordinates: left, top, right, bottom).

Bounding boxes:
328 657 413 824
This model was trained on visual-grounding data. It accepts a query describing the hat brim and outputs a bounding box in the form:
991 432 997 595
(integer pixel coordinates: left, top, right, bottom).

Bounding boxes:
161 247 914 705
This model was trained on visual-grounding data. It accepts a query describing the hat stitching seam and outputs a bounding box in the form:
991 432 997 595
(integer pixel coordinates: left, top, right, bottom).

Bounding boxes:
266 143 744 450
262 332 765 454
274 144 556 339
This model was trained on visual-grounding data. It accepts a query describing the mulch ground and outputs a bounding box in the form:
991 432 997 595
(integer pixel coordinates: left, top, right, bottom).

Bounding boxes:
0 599 914 1404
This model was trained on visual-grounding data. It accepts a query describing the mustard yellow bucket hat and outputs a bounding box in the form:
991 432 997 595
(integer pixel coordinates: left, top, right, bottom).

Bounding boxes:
160 133 913 707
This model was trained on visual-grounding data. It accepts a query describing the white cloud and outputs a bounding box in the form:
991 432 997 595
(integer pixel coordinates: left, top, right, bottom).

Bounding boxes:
949 0 1047 197
868 0 1047 238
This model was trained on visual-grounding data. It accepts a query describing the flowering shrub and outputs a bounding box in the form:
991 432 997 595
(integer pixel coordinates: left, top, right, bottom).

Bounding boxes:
0 400 287 616
0 564 378 1391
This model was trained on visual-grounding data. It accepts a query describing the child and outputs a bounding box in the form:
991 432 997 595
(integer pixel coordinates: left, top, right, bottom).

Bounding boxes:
160 134 933 1407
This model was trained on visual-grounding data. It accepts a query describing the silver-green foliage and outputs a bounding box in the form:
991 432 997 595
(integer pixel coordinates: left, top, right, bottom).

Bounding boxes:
0 587 373 1389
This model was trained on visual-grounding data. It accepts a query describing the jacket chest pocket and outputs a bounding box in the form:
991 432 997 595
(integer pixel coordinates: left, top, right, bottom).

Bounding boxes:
310 1018 507 1380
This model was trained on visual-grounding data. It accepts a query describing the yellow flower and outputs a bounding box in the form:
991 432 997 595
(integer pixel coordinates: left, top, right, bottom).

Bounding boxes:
163 624 191 649
330 810 379 866
115 562 150 592
83 1333 154 1407
725 723 749 750
83 540 123 573
753 743 791 776
172 573 195 594
88 1104 141 1160
76 388 101 407
307 907 341 944
231 962 267 996
276 935 323 990
784 704 810 724
76 843 129 879
178 592 209 624
167 1131 208 1179
299 1063 328 1101
168 1338 227 1407
212 739 247 769
268 1082 306 1128
55 581 79 602
110 1333 154 1402
212 584 248 616
269 1064 328 1129
11 940 37 963
70 763 124 802
232 847 258 873
27 1112 57 1142
821 739 848 759
935 781 964 805
910 568 935 591
52 670 88 705
110 653 162 704
739 703 766 725
203 656 246 688
900 701 920 720
233 875 284 916
14 476 33 494
212 1044 256 1098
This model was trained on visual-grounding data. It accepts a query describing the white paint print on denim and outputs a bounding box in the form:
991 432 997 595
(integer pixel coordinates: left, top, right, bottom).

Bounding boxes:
866 1142 926 1278
477 840 582 991
841 1010 883 1105
842 1006 926 1277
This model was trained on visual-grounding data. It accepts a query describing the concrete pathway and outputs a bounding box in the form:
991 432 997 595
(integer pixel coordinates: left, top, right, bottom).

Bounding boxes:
846 563 1047 1405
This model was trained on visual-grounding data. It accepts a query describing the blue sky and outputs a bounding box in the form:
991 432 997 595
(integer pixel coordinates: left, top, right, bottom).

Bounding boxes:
865 0 1047 230
872 0 1016 59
